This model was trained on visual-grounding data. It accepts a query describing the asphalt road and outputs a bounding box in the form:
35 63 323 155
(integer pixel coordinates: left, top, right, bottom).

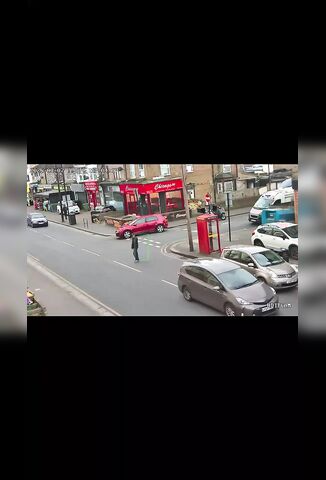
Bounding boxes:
27 213 298 316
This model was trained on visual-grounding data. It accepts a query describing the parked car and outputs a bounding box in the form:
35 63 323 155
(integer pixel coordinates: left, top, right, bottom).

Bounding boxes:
27 212 48 228
57 201 80 215
178 258 279 316
94 205 116 213
221 245 298 290
251 222 298 259
115 214 168 239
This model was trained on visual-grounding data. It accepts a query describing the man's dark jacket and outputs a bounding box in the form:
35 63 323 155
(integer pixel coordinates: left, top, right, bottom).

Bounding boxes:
131 236 138 249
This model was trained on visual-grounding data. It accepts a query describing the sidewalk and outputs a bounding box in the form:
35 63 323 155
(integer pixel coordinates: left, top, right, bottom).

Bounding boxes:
27 262 100 316
27 206 250 237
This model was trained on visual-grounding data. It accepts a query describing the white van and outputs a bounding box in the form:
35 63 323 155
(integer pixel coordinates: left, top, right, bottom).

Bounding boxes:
249 187 294 223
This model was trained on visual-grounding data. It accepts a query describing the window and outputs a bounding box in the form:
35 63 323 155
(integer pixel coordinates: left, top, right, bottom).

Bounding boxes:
186 164 193 172
203 271 220 287
185 266 206 281
145 216 158 222
228 250 241 261
247 180 255 189
187 188 195 199
223 164 231 174
224 181 233 192
259 226 273 236
138 164 145 178
217 183 223 193
133 218 146 225
240 252 253 265
223 250 231 259
165 191 183 211
129 164 136 178
160 164 170 176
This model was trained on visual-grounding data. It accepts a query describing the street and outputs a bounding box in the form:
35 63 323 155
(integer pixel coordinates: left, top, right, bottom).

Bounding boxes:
27 213 298 316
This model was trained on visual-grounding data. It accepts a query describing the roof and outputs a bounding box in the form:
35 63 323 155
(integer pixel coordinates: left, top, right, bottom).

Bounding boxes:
223 245 269 253
182 258 239 275
263 222 297 228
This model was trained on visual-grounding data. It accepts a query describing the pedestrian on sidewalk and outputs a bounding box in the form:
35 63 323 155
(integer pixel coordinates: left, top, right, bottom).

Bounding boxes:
131 233 139 263
63 205 68 220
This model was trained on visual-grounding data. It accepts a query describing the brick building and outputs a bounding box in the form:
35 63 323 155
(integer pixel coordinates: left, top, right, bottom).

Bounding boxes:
124 163 262 208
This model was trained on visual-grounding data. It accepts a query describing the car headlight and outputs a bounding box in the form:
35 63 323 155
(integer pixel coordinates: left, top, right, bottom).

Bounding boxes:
236 297 252 305
270 272 278 279
270 287 276 294
292 265 298 272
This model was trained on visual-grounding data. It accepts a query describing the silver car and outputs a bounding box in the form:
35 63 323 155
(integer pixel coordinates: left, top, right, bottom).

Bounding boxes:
178 258 279 316
221 245 298 290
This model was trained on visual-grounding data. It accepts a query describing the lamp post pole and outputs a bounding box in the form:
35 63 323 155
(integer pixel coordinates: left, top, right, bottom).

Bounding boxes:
54 166 64 223
181 164 194 252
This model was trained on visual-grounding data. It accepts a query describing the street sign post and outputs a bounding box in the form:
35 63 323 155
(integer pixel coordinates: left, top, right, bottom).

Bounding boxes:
225 192 232 241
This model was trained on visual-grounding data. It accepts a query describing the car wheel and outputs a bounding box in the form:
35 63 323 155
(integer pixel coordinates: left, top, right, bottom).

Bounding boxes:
289 245 298 260
182 286 192 302
225 303 236 316
156 224 164 233
254 239 264 247
123 230 132 239
257 276 267 283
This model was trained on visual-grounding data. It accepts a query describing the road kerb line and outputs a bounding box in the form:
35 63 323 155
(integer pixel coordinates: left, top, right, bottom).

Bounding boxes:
154 245 160 248
161 280 178 287
113 260 142 273
81 248 101 256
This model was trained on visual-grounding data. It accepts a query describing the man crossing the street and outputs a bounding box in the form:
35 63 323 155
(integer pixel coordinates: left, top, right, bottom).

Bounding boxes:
131 233 139 263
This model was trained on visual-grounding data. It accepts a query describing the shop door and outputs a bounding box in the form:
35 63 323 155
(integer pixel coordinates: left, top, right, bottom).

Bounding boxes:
126 193 138 214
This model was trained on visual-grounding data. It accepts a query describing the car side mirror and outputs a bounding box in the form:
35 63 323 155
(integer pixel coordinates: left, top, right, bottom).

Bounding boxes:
247 262 255 268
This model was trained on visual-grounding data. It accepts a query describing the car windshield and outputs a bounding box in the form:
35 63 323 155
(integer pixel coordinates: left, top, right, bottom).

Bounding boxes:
31 214 44 218
282 225 298 238
252 251 284 266
253 195 273 209
217 268 259 290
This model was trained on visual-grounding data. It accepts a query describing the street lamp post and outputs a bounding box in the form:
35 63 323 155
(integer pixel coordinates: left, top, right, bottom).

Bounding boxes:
181 164 194 252
53 165 65 222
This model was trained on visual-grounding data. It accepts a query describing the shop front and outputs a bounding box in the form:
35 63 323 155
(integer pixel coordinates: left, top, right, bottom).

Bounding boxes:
83 180 101 210
119 178 184 216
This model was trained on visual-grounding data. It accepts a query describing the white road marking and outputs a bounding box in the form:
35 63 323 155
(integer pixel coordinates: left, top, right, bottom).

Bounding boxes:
61 241 75 247
29 229 38 233
154 245 160 248
154 241 161 244
35 288 41 291
161 280 178 287
44 234 57 240
113 260 141 272
81 248 101 256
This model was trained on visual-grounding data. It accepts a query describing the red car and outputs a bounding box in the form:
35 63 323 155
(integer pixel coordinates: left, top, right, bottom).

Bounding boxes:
115 214 168 239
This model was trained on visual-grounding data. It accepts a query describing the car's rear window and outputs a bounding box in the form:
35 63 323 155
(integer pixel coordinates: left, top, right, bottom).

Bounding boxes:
282 225 298 238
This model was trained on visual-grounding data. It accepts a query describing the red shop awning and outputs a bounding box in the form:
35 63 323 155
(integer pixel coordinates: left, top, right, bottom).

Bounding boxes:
119 178 183 195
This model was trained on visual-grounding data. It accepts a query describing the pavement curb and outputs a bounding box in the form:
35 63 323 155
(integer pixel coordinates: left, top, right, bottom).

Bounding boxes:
27 255 121 316
48 219 114 237
169 242 200 259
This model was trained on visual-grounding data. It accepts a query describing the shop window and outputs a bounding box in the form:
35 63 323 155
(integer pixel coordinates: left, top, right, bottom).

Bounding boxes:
247 180 255 189
186 164 193 173
223 164 232 174
160 164 170 176
217 182 223 194
138 164 145 177
129 164 136 178
165 190 183 211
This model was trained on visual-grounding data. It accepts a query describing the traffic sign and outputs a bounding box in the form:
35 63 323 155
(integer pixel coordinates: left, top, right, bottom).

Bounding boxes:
205 193 211 204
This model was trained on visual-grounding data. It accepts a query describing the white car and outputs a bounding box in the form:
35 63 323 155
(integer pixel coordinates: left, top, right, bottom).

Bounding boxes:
251 222 298 259
57 202 80 214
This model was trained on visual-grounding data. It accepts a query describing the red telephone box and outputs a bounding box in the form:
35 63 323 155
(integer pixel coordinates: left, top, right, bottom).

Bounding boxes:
196 214 222 255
